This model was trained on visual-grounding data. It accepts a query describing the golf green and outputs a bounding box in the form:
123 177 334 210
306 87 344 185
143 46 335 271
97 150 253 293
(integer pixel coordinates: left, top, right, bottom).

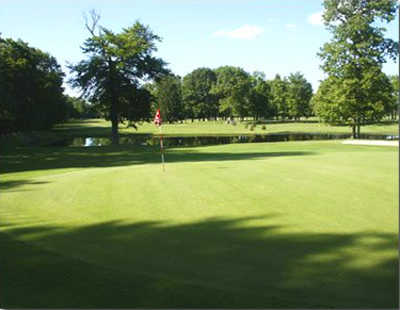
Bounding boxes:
0 140 398 308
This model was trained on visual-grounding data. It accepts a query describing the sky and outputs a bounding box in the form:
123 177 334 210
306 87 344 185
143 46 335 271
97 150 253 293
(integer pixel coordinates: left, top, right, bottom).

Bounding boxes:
0 0 398 96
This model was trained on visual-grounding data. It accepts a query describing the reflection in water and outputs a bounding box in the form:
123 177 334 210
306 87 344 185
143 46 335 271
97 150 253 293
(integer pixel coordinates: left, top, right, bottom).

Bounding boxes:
84 138 94 147
47 133 398 148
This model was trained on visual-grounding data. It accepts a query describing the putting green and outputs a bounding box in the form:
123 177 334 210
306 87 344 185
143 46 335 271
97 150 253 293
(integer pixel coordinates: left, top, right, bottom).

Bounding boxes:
0 140 398 308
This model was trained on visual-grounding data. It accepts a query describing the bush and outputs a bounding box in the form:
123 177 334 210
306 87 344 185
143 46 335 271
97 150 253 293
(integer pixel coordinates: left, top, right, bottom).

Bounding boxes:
261 125 266 130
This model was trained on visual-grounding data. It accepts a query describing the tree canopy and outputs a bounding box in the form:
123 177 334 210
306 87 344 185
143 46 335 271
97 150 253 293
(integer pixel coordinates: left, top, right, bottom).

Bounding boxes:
315 0 398 137
152 75 184 122
248 72 273 120
0 36 66 134
212 66 252 119
182 68 218 120
269 74 289 120
286 72 313 120
386 74 399 119
69 11 168 144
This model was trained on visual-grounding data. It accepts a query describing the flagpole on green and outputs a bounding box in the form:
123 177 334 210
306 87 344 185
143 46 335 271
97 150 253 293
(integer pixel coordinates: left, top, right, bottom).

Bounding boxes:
154 108 165 171
159 126 165 172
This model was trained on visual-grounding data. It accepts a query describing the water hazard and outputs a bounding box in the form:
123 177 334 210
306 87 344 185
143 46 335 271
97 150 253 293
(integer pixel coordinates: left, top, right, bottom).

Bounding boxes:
48 133 399 147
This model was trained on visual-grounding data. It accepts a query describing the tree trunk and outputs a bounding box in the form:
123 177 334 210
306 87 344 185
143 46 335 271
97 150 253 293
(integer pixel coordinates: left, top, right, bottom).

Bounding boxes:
108 61 119 145
110 101 119 145
356 124 360 138
352 125 356 139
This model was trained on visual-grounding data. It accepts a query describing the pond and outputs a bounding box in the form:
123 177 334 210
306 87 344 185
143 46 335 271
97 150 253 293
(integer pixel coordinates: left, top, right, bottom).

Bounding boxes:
48 133 399 147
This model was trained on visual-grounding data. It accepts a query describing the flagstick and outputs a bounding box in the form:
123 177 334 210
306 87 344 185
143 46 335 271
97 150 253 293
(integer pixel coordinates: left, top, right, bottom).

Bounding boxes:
159 126 165 172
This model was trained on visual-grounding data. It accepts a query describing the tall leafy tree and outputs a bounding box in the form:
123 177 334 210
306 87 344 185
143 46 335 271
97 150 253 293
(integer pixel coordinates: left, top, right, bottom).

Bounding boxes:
69 11 168 144
315 0 398 137
182 68 218 121
387 74 399 120
268 74 289 120
313 70 393 137
0 36 66 133
286 72 313 120
153 75 184 122
212 66 252 119
248 72 273 120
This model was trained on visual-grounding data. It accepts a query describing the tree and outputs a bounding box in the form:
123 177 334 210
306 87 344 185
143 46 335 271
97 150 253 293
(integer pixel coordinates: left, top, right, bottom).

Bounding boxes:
0 36 66 134
212 66 252 119
268 74 289 120
182 68 218 121
248 72 273 120
313 68 394 137
65 95 100 119
387 74 399 120
316 0 398 138
69 11 168 144
286 72 313 120
153 75 184 122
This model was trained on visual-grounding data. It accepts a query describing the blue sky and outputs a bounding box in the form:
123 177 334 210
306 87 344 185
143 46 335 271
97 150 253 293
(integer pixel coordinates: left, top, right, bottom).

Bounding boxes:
0 0 397 95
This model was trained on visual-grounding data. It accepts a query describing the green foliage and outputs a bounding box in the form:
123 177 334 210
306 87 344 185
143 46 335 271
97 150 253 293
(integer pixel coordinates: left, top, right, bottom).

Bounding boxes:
153 75 184 122
248 72 273 120
212 66 252 118
268 74 289 119
119 86 153 126
313 68 394 126
65 95 100 119
182 68 218 120
316 0 398 137
68 12 168 143
386 74 399 119
0 36 66 133
286 72 313 119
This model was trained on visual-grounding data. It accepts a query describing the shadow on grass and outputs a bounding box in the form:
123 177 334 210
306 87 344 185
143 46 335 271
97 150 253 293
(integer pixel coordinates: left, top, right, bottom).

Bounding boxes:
0 180 49 191
1 216 397 308
1 146 316 174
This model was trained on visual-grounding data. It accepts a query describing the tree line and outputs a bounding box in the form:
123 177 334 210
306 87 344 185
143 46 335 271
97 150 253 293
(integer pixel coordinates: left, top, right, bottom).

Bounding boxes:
147 68 313 123
0 0 398 141
0 36 99 134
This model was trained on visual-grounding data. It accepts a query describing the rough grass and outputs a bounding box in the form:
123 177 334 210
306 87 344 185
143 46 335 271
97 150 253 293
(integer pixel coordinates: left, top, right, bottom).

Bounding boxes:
0 140 398 308
53 118 398 137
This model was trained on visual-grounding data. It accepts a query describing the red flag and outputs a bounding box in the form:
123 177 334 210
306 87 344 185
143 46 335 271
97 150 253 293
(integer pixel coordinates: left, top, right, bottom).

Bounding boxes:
154 109 162 126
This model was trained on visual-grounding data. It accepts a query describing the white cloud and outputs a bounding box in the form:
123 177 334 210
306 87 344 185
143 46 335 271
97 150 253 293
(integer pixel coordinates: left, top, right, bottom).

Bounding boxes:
285 24 297 31
308 11 324 26
212 25 264 40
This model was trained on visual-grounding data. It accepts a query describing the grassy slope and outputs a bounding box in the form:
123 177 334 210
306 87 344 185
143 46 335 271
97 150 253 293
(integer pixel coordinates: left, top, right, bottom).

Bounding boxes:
53 118 398 137
0 141 398 308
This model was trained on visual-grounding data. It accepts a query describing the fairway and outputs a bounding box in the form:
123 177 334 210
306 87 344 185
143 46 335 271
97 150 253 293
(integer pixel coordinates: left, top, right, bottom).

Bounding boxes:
0 141 398 308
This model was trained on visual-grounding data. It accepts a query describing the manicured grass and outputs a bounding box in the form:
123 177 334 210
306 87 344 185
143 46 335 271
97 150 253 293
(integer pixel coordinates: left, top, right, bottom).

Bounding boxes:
53 118 398 137
0 140 398 308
